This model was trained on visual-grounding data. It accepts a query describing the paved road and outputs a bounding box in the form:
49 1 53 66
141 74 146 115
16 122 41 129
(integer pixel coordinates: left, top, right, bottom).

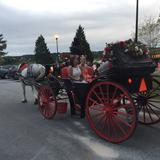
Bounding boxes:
0 79 160 160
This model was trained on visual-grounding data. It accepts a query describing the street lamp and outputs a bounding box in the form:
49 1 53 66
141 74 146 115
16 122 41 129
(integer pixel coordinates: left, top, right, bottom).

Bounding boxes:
54 34 59 66
54 34 59 54
135 0 139 43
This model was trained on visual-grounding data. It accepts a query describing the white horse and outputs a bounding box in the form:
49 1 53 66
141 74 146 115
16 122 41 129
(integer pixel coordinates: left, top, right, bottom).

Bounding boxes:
17 63 46 104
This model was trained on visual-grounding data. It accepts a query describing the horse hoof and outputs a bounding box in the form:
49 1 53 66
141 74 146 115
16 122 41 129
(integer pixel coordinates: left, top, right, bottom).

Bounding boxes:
34 99 38 105
22 99 27 103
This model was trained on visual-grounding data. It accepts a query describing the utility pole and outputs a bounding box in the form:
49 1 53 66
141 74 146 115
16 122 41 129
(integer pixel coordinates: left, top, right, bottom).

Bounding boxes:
54 34 59 66
135 0 139 43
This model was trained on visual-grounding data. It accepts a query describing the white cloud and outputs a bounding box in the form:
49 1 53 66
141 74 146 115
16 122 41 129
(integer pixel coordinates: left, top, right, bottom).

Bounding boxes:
0 0 110 13
0 0 160 56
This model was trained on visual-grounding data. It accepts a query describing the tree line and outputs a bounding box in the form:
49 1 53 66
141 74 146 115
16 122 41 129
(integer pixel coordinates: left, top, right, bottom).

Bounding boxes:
1 16 160 65
1 25 94 65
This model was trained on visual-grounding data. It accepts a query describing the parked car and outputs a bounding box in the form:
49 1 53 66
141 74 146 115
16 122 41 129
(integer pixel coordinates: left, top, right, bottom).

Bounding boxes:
0 66 9 79
7 65 19 79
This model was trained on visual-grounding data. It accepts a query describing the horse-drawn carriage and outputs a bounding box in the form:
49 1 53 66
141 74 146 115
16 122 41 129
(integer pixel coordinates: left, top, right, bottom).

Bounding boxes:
31 40 160 143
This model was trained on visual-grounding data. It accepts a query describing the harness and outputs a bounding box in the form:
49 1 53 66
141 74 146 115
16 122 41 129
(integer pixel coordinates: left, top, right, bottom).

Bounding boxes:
27 64 34 78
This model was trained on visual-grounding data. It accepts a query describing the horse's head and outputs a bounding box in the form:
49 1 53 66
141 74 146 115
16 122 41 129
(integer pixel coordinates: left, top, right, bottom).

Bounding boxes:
17 63 29 73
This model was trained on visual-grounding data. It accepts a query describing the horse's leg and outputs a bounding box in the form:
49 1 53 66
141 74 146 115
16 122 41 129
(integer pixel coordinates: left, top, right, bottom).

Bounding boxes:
21 81 27 103
31 85 38 105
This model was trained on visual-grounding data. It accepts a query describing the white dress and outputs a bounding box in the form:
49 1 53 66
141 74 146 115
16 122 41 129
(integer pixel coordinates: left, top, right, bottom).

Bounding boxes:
72 67 81 80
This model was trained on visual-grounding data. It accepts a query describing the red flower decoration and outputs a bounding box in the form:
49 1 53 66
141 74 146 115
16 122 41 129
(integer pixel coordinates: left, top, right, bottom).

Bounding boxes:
119 41 126 48
105 47 111 53
144 49 149 55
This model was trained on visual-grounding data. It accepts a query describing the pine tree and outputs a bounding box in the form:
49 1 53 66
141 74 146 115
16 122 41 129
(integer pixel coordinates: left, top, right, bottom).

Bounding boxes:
0 34 7 64
34 35 53 64
70 25 93 62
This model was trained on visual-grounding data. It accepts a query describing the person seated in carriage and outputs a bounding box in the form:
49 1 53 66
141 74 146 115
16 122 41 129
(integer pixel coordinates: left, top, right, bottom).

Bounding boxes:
79 55 94 82
68 55 82 80
60 55 94 118
61 55 94 82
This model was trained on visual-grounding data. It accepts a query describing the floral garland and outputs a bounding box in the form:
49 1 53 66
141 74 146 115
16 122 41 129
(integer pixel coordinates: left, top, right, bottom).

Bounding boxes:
102 39 150 62
119 39 149 58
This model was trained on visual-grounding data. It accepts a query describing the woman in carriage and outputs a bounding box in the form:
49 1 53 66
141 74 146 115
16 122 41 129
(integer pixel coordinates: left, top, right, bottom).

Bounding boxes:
60 55 94 118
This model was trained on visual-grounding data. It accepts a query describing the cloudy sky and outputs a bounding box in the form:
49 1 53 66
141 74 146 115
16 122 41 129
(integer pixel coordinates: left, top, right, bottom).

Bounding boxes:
0 0 160 56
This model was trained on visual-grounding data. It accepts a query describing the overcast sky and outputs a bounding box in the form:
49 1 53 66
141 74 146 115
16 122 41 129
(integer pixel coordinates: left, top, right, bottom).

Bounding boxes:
0 0 160 56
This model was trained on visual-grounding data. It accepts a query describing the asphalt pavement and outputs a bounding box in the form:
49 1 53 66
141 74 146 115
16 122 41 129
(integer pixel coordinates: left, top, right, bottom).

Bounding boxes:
0 79 160 160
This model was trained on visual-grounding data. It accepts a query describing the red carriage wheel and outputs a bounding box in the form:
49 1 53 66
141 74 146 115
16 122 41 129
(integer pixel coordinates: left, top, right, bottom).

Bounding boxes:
86 81 137 143
133 78 160 124
38 85 57 119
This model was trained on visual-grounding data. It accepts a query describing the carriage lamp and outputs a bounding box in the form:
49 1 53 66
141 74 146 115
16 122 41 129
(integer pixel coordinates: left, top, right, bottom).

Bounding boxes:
128 78 133 84
50 66 54 73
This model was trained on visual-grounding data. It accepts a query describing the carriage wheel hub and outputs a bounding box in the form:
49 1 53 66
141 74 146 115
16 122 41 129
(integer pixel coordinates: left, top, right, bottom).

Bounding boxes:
105 107 114 114
137 96 148 106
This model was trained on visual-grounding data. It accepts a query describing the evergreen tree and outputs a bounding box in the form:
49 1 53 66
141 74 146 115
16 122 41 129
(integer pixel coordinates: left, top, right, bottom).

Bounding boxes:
0 34 7 64
70 25 93 62
34 35 53 64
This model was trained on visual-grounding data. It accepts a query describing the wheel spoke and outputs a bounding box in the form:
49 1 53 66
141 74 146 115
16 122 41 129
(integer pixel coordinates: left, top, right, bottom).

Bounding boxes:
106 116 113 138
111 87 118 102
146 105 154 122
92 90 103 103
43 108 47 117
132 94 138 99
109 117 117 139
114 116 132 128
91 111 105 118
149 85 160 96
148 99 160 103
98 86 106 103
107 116 114 138
90 106 104 112
89 98 104 110
115 103 131 110
147 104 160 119
148 94 160 99
148 102 160 110
88 97 100 106
101 115 106 131
112 117 127 136
143 106 146 123
48 102 55 112
114 111 133 118
106 85 109 103
94 112 106 126
136 104 143 112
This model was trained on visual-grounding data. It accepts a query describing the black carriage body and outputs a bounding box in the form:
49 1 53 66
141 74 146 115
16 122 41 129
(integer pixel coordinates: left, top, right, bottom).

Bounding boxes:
98 43 156 93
